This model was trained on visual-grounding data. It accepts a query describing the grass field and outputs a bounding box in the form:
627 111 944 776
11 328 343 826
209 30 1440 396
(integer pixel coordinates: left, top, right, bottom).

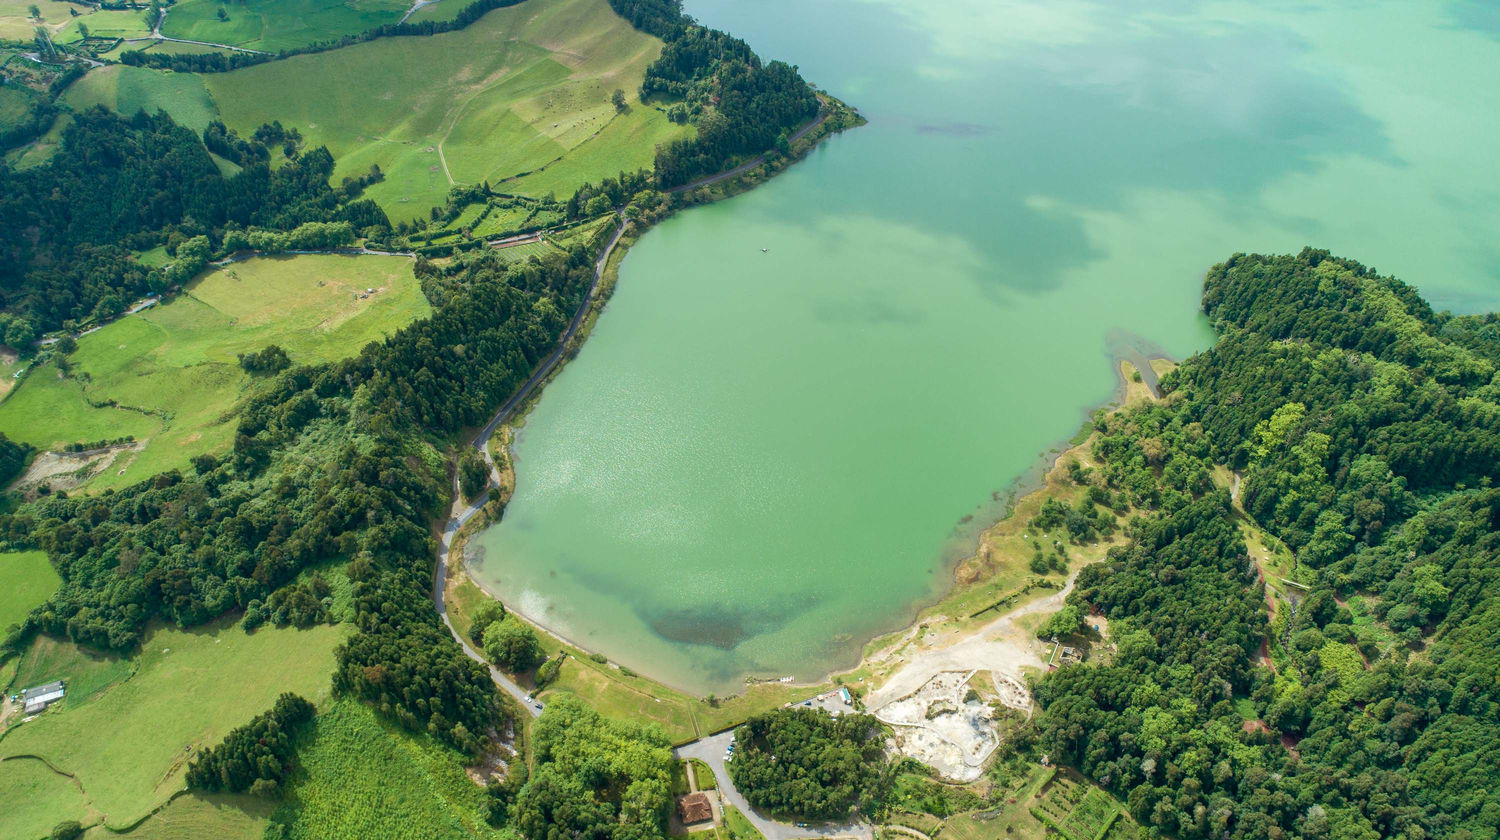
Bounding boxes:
199 0 690 220
0 254 428 492
63 65 219 133
54 7 154 41
0 756 100 840
6 634 135 709
161 0 410 53
86 791 275 840
269 700 500 840
0 83 36 129
0 550 59 632
0 618 346 829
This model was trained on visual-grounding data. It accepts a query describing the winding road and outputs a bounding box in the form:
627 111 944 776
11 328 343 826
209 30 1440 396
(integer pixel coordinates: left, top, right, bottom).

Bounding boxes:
432 116 867 839
432 215 628 718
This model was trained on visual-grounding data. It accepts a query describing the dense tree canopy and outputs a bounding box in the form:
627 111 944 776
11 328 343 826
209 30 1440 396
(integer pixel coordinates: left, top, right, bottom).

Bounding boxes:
1033 248 1500 840
506 694 674 838
729 707 887 821
0 108 388 337
186 692 315 796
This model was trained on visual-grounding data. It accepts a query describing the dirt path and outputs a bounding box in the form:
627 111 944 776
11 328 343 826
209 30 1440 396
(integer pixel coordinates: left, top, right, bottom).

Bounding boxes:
865 573 1079 710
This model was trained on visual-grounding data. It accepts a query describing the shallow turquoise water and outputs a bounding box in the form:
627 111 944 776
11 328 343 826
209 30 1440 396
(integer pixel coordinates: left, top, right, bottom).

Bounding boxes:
469 0 1500 694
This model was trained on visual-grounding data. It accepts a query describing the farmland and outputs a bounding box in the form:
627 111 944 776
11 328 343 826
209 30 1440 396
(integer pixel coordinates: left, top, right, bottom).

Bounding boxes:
85 792 275 840
0 550 58 631
202 0 690 219
267 700 500 840
160 0 411 53
0 618 346 830
62 65 219 133
0 254 428 492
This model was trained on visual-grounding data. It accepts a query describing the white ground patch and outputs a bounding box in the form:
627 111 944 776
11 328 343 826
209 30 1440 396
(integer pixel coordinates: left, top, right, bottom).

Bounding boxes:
8 442 145 497
872 670 1009 782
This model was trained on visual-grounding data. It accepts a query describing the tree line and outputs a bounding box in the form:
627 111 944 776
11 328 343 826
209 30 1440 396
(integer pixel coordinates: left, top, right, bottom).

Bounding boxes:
606 0 820 188
0 107 390 340
1030 248 1500 840
0 237 601 756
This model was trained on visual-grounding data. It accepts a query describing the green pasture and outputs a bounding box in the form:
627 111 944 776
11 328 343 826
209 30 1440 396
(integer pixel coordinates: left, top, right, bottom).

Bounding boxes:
199 0 688 220
63 65 218 133
0 550 60 632
5 109 67 169
6 634 134 709
0 254 428 492
54 7 154 42
0 83 36 128
491 240 558 263
0 756 100 840
270 700 500 840
161 0 410 53
0 618 346 829
86 792 275 840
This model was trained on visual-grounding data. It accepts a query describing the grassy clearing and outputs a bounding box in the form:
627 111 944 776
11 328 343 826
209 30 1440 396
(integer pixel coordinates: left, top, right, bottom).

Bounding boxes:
54 7 154 41
0 550 60 632
201 0 688 220
0 756 100 840
721 805 764 840
5 634 135 709
0 618 346 828
86 792 275 840
269 699 499 840
0 254 428 492
63 65 219 134
161 0 410 53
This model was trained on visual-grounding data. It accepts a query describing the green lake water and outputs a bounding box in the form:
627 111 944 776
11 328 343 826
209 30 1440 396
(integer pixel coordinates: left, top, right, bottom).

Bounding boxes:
469 0 1500 694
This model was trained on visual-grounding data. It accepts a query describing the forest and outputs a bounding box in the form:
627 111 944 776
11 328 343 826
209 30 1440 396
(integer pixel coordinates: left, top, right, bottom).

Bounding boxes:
0 107 388 337
606 0 819 187
1031 249 1500 840
0 240 598 756
729 707 888 820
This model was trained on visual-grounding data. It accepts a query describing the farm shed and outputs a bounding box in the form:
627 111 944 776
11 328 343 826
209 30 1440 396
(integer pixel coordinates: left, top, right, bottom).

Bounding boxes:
21 680 65 714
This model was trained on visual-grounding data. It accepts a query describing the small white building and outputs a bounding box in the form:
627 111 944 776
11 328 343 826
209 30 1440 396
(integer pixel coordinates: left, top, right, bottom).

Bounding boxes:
21 681 64 714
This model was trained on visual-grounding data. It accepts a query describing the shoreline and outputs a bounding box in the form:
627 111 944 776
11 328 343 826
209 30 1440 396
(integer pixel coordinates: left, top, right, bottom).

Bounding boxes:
456 342 1174 703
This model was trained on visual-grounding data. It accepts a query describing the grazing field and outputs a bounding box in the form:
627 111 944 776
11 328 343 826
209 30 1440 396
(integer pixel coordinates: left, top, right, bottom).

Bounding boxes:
161 0 411 53
202 0 689 219
0 618 346 828
6 634 135 710
0 756 100 840
0 84 36 128
63 65 219 133
85 792 275 840
269 700 500 840
0 550 59 631
0 254 429 492
54 7 154 41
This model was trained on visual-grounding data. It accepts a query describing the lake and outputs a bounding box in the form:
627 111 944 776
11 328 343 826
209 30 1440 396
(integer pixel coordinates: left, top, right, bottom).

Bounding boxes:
468 0 1500 694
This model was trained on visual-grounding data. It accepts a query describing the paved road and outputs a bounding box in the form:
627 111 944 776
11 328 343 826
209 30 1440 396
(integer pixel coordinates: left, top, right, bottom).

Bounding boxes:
676 733 872 840
668 97 832 195
432 217 627 716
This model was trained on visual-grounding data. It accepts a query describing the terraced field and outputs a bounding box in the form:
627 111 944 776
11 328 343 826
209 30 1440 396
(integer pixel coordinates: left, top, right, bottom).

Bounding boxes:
0 254 428 492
